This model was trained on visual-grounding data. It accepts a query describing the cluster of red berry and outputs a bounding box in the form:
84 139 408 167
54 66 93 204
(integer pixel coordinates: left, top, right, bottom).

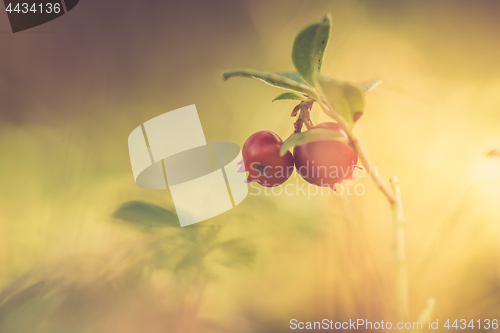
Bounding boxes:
240 122 358 190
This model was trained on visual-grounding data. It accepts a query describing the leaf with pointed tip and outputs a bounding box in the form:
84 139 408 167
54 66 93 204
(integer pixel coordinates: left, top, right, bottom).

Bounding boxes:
292 14 332 87
361 79 382 94
222 69 317 96
113 201 178 228
280 128 348 156
272 92 307 102
318 76 365 127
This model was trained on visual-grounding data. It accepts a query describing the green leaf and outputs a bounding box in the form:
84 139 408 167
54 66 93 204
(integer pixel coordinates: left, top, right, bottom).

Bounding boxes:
275 71 308 85
217 238 257 268
113 201 178 228
222 69 316 96
361 79 382 94
292 13 332 87
280 128 348 156
318 76 365 126
272 92 307 102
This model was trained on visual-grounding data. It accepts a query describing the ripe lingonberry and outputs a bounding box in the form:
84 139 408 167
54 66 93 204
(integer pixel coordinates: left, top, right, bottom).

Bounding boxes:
294 122 358 189
242 131 294 187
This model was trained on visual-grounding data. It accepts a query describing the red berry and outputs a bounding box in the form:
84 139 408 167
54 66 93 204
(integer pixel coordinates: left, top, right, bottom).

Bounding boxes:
242 131 294 187
293 122 358 189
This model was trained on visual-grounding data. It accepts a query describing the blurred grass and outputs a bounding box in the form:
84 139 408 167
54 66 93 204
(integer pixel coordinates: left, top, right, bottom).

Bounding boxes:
1 0 500 331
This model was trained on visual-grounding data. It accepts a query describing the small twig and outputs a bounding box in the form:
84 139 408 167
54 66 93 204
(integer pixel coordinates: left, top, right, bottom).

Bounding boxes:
299 101 314 129
294 117 304 134
286 117 303 141
288 100 314 138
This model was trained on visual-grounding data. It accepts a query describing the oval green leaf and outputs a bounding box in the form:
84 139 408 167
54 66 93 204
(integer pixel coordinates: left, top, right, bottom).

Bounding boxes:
113 201 178 228
280 128 348 156
318 76 365 127
222 69 317 96
292 13 332 87
272 92 307 102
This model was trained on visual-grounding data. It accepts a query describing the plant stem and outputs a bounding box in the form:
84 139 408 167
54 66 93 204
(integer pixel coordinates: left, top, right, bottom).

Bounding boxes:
315 97 410 324
391 176 410 324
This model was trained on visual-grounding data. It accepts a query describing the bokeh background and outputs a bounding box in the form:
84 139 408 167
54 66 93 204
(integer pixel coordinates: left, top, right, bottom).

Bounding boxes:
1 0 500 331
